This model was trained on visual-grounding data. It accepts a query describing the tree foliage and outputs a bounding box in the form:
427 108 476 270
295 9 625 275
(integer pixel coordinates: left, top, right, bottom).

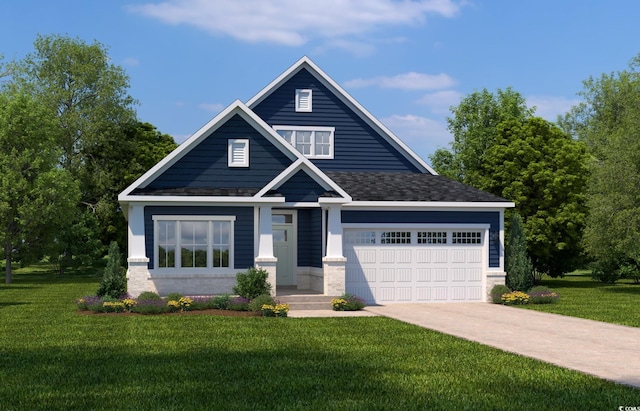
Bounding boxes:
430 87 534 185
479 117 589 277
0 87 79 282
562 54 640 277
505 212 534 291
97 241 127 298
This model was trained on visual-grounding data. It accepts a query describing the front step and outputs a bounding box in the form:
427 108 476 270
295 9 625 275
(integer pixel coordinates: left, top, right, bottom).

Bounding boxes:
276 294 336 311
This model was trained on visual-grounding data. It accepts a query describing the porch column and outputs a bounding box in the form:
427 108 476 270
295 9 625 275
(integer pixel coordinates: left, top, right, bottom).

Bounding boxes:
255 205 277 296
126 204 154 297
323 205 346 296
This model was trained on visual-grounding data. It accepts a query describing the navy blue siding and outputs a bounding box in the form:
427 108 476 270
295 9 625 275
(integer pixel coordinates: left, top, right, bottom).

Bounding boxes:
277 170 327 202
147 114 292 189
297 208 323 268
342 210 501 267
252 68 422 172
144 206 254 270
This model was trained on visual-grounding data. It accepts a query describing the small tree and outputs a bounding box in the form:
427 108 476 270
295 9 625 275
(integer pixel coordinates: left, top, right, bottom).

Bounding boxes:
97 241 127 298
506 212 534 291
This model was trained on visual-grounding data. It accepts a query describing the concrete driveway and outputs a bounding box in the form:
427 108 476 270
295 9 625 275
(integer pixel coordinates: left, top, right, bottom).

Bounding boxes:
364 303 640 389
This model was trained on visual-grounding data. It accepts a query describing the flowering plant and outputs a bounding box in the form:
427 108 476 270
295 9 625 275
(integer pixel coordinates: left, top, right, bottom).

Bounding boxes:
261 303 290 317
528 286 560 304
331 298 347 311
332 293 365 311
167 300 181 311
179 297 193 311
501 291 530 305
122 298 138 309
102 301 126 313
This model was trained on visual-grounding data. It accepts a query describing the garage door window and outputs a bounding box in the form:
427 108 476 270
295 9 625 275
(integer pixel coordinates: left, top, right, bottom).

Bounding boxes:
344 231 376 244
418 231 447 244
452 231 482 244
381 231 411 244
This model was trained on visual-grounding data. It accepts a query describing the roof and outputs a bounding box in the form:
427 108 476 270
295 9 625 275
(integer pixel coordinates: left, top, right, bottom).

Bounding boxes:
325 172 511 203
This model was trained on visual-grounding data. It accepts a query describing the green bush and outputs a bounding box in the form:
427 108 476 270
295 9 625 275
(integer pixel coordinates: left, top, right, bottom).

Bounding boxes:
228 297 250 311
590 260 621 284
618 263 640 284
248 294 276 312
490 284 511 304
137 291 162 301
166 292 184 302
211 294 231 309
233 267 272 299
528 286 560 304
96 241 127 298
505 213 534 291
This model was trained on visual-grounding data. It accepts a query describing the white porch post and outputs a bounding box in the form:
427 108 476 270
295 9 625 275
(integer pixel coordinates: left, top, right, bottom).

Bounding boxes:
126 204 154 297
323 205 346 296
255 205 277 296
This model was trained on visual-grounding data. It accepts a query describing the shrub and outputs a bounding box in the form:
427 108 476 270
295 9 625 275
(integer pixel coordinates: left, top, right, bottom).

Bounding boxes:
233 267 272 300
528 286 560 304
228 296 250 311
331 293 365 311
331 298 347 311
189 296 213 310
96 241 127 298
137 291 161 301
167 300 181 312
261 303 290 317
249 294 276 312
590 259 621 284
102 301 126 313
131 299 169 314
211 294 231 309
76 295 102 311
505 213 534 291
490 284 511 304
166 292 185 302
501 291 530 305
618 263 640 284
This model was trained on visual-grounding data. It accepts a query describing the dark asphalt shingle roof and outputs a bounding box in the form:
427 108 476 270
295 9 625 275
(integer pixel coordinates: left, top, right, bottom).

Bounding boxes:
131 187 260 196
325 171 510 202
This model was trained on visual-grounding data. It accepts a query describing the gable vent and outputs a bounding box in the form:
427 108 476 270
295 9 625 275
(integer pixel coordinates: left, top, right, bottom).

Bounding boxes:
295 89 312 112
228 139 249 167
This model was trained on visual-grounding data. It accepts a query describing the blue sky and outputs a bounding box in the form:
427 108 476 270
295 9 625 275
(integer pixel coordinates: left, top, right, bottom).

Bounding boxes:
2 0 639 161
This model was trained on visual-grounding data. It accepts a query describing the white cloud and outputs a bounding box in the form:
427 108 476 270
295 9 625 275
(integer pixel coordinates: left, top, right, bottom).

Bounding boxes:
381 113 452 159
127 0 463 47
345 72 456 90
198 102 224 113
526 95 581 122
415 90 462 113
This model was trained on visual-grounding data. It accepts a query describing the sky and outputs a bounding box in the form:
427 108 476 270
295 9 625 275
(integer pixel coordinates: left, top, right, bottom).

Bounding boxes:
2 0 640 161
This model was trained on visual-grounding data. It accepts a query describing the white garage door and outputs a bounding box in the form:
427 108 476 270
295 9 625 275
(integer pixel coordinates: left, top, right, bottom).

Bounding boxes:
344 228 486 304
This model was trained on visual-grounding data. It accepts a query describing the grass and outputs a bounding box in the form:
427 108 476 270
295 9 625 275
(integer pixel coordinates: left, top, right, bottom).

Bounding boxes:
520 271 640 327
1 265 638 410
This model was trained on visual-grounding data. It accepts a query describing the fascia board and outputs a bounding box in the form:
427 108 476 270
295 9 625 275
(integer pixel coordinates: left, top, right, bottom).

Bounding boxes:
343 201 515 210
118 196 286 205
247 56 436 175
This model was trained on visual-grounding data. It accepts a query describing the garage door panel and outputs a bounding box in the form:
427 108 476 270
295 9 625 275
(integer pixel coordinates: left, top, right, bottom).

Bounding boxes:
344 229 485 303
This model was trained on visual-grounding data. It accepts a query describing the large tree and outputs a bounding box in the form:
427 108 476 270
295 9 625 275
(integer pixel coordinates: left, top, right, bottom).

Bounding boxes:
430 87 534 185
561 54 640 274
478 117 589 277
0 87 79 282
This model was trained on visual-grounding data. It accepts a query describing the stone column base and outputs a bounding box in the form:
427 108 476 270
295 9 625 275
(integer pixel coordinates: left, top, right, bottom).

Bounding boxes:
255 257 278 297
126 257 155 297
323 257 347 296
486 271 507 302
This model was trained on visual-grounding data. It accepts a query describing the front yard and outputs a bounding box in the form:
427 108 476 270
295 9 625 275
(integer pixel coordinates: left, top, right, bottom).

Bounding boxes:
1 266 638 410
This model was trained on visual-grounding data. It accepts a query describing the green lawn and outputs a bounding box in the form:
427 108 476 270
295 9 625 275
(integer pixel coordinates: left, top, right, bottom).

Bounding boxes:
520 272 640 327
1 266 638 410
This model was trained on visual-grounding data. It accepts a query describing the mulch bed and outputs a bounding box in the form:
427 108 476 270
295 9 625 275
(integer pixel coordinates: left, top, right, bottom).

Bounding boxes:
77 309 261 317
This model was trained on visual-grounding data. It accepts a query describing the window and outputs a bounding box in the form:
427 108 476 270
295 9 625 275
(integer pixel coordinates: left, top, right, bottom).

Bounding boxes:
295 89 312 112
153 216 234 270
381 231 411 244
452 231 482 244
344 231 376 245
274 126 335 159
418 231 447 244
228 139 249 167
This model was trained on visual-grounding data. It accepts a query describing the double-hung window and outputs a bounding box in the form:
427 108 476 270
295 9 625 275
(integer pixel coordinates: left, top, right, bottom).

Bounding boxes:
274 125 335 159
153 216 235 271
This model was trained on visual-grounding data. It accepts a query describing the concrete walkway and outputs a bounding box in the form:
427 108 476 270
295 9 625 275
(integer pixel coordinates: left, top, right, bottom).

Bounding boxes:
362 303 640 389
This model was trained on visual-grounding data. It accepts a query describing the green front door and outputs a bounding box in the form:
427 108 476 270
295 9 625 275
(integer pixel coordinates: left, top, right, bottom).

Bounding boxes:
273 214 295 286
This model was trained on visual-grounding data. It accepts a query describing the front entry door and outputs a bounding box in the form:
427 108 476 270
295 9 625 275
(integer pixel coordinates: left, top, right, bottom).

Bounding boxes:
273 213 295 286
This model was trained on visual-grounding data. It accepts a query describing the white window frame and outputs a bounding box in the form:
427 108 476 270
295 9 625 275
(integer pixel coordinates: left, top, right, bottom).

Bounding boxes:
273 125 335 159
228 139 249 167
295 89 312 112
152 216 236 272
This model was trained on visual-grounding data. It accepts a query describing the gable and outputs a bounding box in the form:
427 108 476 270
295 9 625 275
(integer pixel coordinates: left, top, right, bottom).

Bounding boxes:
144 113 293 191
274 169 332 202
251 68 423 173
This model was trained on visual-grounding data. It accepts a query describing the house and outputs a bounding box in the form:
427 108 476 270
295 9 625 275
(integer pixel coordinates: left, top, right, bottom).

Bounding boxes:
118 57 514 304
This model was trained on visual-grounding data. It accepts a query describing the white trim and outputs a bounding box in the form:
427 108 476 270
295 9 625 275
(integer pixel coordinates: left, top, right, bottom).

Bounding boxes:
342 223 490 230
246 56 436 174
295 89 312 112
152 215 237 222
120 196 287 204
228 138 249 167
273 125 334 159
